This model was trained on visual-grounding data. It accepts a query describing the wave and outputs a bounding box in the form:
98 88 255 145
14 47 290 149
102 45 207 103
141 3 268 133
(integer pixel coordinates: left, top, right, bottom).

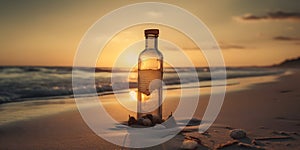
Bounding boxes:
0 66 284 104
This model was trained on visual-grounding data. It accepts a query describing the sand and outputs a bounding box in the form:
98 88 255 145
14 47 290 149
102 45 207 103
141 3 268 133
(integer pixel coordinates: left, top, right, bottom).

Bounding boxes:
0 68 299 149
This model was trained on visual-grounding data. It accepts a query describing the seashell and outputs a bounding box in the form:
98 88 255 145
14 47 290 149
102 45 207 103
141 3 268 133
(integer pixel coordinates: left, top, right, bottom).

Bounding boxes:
181 140 197 149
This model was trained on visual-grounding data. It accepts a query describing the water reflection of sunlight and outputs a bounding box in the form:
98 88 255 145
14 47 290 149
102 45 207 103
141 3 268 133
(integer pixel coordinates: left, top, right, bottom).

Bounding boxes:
129 90 137 101
128 71 137 82
129 90 152 102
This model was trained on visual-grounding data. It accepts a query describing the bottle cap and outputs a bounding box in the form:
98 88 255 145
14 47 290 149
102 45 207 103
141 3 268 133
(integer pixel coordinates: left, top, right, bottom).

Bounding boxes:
144 29 159 37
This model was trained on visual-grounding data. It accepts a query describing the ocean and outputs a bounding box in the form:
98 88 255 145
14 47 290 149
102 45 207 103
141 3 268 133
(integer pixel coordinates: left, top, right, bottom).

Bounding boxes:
0 66 284 104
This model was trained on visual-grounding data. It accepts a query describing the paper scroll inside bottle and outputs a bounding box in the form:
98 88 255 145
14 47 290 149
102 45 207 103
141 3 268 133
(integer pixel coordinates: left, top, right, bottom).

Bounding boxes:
138 58 162 96
138 69 162 96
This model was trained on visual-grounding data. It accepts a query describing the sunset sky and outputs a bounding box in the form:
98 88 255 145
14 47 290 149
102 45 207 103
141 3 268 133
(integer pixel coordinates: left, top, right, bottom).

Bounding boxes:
0 0 299 67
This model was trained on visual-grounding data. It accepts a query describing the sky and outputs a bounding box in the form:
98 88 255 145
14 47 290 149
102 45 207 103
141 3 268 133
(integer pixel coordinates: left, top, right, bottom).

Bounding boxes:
0 0 299 67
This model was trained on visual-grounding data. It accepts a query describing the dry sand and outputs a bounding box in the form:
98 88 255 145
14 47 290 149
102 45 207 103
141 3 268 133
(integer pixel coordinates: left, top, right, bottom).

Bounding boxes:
0 68 299 149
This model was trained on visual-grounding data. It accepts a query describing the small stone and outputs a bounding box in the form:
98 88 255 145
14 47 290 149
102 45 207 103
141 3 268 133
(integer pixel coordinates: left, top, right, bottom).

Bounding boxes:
128 115 137 126
152 115 163 124
143 118 152 126
181 140 198 150
187 118 201 126
145 114 153 121
230 129 247 139
137 118 144 125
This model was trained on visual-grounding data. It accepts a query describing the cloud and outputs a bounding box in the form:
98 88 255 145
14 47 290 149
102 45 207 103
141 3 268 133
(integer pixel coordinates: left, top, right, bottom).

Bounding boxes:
219 43 245 50
217 42 246 50
235 11 300 22
273 36 300 41
182 43 246 51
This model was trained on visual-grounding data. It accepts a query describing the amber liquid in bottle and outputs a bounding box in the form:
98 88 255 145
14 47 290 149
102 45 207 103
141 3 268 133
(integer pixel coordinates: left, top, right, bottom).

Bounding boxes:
137 29 163 120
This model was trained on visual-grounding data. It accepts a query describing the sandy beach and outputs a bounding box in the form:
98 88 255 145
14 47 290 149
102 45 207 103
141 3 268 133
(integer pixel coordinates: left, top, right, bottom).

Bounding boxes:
1 0 299 149
0 68 299 150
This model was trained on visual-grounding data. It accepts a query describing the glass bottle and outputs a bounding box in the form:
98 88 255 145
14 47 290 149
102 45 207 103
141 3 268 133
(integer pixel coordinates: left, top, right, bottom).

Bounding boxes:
137 29 163 120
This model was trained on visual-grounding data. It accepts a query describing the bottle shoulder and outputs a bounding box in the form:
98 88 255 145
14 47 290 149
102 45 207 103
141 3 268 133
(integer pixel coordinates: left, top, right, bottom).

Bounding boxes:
139 48 163 59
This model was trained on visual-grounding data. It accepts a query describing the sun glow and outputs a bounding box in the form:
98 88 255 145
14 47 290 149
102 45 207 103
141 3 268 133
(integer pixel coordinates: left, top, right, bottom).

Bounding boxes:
129 90 153 102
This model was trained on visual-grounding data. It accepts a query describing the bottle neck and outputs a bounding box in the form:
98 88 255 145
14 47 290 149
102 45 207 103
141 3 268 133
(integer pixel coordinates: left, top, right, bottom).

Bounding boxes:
145 36 158 50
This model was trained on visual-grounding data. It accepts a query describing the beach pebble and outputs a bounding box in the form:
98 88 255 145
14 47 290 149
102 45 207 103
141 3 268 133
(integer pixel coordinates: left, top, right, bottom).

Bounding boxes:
181 140 198 150
137 118 144 125
143 118 152 126
127 115 137 126
230 129 247 139
144 114 153 121
187 118 201 126
152 115 163 124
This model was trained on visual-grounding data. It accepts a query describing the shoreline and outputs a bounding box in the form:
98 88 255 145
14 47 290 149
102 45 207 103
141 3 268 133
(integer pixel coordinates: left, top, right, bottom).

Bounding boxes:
0 71 287 126
0 69 299 149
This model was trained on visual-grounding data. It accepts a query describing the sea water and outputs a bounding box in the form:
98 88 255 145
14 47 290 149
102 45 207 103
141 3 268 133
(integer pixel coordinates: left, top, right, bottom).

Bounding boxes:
0 66 284 104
